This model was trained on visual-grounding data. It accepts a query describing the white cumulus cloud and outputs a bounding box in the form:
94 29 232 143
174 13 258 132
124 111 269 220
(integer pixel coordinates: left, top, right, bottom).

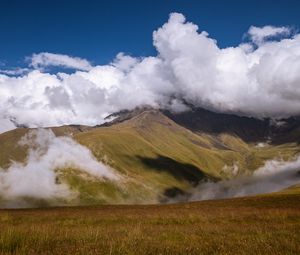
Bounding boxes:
1 13 300 132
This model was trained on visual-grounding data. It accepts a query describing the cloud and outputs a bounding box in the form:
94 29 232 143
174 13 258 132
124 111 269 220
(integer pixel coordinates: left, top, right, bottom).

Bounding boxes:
0 67 30 76
29 52 93 71
112 52 139 72
247 25 291 45
0 118 16 133
1 13 300 132
153 13 300 118
0 129 119 206
188 157 300 201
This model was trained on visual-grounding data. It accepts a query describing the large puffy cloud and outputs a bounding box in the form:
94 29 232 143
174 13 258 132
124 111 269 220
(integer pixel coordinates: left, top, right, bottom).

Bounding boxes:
153 13 300 117
1 13 300 132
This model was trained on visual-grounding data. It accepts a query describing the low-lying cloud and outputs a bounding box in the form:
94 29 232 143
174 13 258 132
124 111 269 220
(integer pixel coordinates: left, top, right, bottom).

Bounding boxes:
0 129 119 206
1 13 300 132
188 157 300 201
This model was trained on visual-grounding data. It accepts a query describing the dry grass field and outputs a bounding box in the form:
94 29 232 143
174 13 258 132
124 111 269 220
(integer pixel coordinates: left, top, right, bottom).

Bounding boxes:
0 192 299 255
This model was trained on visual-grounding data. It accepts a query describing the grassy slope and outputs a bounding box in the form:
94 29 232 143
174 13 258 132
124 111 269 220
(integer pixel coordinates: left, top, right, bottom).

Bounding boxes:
72 110 300 203
0 125 90 169
0 191 299 255
0 110 300 205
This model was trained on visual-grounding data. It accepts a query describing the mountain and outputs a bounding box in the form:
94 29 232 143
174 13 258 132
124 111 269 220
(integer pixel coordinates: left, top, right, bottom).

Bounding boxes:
163 107 300 144
0 107 300 207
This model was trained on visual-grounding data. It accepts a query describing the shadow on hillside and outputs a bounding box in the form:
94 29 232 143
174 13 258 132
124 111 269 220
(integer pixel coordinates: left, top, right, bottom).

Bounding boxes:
163 108 271 143
159 187 191 203
163 108 300 145
136 155 208 186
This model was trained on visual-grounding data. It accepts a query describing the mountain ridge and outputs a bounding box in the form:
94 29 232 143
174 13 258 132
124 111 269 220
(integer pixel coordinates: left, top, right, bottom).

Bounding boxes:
0 107 300 207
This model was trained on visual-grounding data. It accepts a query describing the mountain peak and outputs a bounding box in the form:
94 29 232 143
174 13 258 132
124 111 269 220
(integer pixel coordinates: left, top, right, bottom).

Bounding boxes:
101 106 160 127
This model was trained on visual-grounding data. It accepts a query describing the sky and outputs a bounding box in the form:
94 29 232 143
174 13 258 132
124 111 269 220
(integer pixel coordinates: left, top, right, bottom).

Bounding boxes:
1 0 300 67
1 0 300 133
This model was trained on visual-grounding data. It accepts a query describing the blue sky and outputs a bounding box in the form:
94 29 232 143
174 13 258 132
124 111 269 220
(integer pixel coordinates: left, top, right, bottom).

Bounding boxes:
1 0 300 67
1 1 300 132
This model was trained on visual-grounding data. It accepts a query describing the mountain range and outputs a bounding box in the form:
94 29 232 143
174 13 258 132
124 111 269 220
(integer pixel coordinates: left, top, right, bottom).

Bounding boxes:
1 107 300 207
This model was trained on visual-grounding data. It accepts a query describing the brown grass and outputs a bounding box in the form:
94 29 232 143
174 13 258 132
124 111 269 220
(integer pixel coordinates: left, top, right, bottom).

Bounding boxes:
0 193 299 255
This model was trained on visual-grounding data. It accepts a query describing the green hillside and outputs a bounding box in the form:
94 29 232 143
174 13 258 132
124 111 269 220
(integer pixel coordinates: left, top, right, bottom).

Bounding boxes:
0 109 300 206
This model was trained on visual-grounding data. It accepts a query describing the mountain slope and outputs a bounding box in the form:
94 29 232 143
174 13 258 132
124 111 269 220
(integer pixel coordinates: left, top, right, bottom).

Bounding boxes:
0 108 300 206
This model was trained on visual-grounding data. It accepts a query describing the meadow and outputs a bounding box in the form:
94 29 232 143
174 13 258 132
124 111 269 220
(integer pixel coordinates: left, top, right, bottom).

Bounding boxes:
0 191 299 255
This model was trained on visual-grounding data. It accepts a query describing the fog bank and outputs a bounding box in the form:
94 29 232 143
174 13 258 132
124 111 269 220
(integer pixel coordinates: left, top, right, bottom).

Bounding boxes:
0 129 119 206
189 157 300 201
